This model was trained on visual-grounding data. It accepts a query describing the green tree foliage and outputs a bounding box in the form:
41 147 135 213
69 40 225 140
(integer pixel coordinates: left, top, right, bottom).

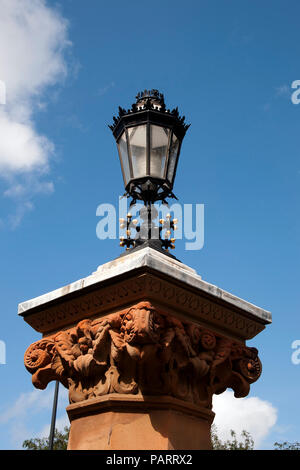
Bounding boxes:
274 441 300 450
22 424 300 451
22 426 69 450
211 425 254 450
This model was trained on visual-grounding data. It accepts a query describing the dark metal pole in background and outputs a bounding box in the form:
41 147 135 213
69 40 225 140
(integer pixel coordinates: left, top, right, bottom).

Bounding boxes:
48 380 59 450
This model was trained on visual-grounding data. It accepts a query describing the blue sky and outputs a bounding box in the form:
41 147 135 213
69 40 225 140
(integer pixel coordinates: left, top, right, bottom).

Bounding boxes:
0 0 299 449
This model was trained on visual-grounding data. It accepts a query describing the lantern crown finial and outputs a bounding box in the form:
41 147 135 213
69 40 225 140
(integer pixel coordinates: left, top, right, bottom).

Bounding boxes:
135 89 165 107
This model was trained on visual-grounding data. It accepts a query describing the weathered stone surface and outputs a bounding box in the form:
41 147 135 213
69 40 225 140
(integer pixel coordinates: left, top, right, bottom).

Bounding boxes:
66 395 214 450
24 302 262 408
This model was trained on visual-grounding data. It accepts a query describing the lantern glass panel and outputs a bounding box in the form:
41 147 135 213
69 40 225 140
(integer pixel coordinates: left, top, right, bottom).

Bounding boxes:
127 125 147 179
150 125 170 178
117 131 130 186
167 132 179 184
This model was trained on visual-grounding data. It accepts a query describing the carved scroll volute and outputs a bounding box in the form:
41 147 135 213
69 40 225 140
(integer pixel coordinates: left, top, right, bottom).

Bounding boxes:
209 340 262 399
233 346 262 384
24 302 263 408
24 339 58 389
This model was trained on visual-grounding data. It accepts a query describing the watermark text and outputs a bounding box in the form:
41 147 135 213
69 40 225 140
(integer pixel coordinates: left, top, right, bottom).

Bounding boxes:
96 198 204 251
0 80 6 105
0 340 6 365
291 340 300 365
291 80 300 104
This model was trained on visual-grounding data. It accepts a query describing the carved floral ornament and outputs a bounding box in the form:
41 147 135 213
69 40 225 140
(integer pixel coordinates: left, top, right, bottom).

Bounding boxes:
24 302 262 408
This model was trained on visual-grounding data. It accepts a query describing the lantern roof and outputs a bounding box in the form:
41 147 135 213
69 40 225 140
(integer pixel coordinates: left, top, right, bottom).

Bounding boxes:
109 89 190 140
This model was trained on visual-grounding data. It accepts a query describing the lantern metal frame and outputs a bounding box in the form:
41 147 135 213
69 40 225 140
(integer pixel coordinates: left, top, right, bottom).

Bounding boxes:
109 90 189 258
109 89 189 204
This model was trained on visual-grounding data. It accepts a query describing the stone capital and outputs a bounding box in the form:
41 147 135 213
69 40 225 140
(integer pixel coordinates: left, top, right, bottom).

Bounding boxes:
24 301 262 409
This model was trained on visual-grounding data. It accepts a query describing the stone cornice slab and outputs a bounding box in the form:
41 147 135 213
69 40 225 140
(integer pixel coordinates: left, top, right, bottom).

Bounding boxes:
18 247 271 339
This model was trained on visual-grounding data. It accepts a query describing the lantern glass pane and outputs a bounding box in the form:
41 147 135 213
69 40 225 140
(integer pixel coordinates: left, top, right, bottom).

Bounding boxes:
150 125 170 178
167 133 179 183
117 131 130 186
128 125 147 178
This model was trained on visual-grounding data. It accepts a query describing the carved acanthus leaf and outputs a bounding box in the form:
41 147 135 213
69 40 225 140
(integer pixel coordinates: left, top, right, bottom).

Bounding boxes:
24 301 262 408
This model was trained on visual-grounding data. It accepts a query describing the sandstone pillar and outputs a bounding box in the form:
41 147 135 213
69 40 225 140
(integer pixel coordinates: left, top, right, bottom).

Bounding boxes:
19 247 271 450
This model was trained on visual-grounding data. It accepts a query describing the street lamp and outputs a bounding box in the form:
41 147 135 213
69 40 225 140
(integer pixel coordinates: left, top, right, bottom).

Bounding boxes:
110 89 189 204
109 89 189 255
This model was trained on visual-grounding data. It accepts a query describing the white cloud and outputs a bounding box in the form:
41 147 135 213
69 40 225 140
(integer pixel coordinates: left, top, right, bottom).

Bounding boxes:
212 391 277 449
275 84 290 97
0 385 69 448
0 0 71 225
7 200 34 229
97 81 115 97
0 113 53 174
3 175 55 228
4 179 54 198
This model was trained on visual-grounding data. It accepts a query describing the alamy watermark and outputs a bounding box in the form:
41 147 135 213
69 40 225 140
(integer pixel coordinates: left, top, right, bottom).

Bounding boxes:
291 80 300 104
0 80 6 105
0 82 6 364
0 340 6 365
96 198 204 251
291 340 300 365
